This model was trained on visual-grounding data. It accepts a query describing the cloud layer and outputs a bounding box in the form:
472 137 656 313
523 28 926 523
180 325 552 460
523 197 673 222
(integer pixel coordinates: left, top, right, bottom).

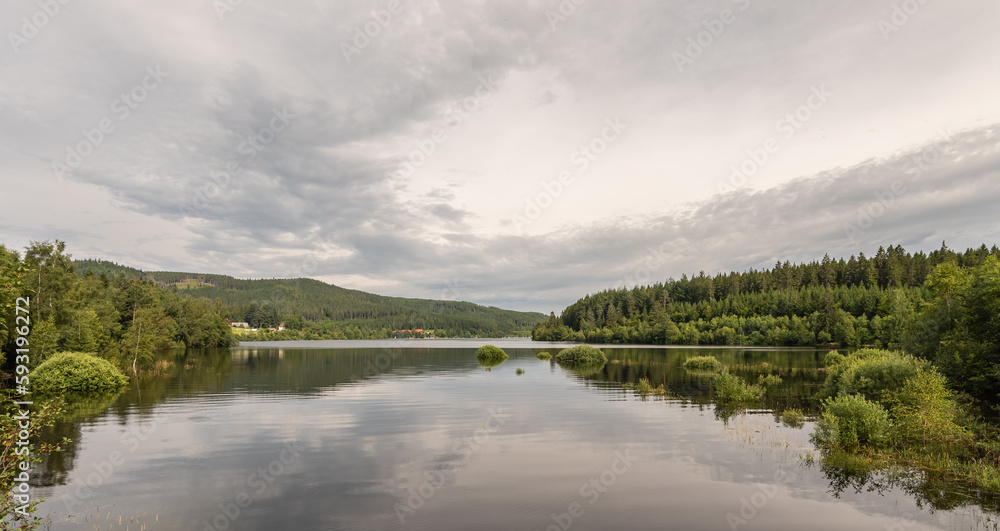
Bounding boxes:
2 0 999 312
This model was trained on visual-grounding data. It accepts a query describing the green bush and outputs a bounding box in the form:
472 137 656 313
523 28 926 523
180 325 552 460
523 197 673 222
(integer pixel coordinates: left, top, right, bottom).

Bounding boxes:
682 355 723 372
820 348 928 405
889 368 968 446
757 374 783 386
813 394 892 451
555 345 607 364
713 371 765 403
29 352 129 396
515 368 525 375
476 344 509 362
536 352 552 360
824 350 846 367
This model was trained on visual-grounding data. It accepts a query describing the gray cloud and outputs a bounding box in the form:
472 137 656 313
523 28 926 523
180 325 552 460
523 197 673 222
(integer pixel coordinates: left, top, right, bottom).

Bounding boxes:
2 0 998 313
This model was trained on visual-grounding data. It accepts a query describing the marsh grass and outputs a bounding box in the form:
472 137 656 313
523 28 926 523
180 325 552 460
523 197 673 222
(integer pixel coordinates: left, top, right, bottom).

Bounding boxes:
780 408 807 428
757 374 783 387
515 368 525 375
682 355 723 372
713 371 765 404
622 377 668 399
536 352 552 360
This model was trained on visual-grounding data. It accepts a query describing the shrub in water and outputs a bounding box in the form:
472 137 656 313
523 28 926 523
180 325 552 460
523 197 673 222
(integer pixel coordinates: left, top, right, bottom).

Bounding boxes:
889 368 968 446
780 408 806 428
30 352 129 396
682 355 723 372
824 350 846 367
813 394 892 451
820 348 928 405
555 345 607 364
713 371 765 403
757 374 783 386
476 344 509 362
536 352 552 360
515 368 525 375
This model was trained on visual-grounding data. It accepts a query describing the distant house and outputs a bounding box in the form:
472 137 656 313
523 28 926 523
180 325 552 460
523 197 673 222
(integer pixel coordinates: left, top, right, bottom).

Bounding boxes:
230 321 250 329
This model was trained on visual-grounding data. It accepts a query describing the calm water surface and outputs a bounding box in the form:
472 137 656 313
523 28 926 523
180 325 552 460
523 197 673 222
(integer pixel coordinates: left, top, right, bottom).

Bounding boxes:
33 339 998 530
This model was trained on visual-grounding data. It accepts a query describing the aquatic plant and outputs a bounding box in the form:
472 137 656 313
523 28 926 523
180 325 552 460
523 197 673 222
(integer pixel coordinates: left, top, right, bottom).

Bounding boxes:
682 355 723 372
536 352 552 360
555 345 607 364
757 374 783 386
713 371 765 403
476 344 509 362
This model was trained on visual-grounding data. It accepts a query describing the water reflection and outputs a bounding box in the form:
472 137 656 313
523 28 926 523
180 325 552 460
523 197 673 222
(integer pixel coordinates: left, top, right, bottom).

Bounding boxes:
30 340 998 530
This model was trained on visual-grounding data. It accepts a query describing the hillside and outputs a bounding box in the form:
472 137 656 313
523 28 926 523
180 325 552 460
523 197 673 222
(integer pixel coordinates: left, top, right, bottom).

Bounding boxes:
73 259 545 336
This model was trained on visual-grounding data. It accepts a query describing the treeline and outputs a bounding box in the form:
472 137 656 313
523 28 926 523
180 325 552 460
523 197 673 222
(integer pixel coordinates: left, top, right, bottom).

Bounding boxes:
74 260 546 337
1 241 235 372
534 244 997 348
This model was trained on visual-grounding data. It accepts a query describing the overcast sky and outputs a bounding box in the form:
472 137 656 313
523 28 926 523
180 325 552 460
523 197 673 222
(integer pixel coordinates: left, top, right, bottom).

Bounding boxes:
2 0 999 313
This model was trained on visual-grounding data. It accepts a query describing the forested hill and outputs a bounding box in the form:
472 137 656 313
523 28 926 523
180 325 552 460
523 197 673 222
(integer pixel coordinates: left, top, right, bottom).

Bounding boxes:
534 243 1000 348
73 259 546 336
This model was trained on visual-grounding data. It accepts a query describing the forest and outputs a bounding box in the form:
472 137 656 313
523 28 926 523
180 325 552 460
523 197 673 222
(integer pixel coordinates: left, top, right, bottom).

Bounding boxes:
534 243 1000 413
1 241 235 372
73 258 545 339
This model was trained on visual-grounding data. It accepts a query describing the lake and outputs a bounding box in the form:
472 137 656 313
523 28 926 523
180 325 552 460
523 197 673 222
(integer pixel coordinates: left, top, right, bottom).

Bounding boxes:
33 339 998 530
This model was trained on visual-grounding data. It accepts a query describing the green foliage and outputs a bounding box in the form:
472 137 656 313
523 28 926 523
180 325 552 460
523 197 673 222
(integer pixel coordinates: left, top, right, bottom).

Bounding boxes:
889 368 969 446
820 348 928 405
623 377 668 398
682 355 723 372
1 241 235 372
2 396 69 530
757 374 783 386
906 256 1000 413
515 368 525 375
476 344 508 362
824 351 846 366
535 243 1000 352
536 351 551 360
29 352 129 396
813 394 892 451
780 408 806 428
713 371 765 403
75 259 546 339
555 345 607 364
